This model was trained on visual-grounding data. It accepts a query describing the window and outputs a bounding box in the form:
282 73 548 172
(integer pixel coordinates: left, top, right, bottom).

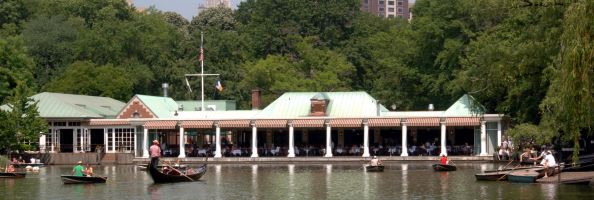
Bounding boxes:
388 14 395 18
398 8 403 13
389 8 394 12
398 1 403 6
379 7 385 12
379 0 384 5
388 1 395 5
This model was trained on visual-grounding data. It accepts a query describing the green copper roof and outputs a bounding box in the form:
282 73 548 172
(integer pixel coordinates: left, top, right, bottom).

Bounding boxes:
258 92 388 118
176 100 236 111
443 94 485 117
134 95 179 118
24 92 125 119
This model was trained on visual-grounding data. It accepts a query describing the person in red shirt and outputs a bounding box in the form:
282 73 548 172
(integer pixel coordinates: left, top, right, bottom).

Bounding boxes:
150 140 161 168
440 154 448 165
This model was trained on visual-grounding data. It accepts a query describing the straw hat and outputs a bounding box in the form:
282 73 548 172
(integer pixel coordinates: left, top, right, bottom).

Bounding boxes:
77 161 82 164
153 140 159 144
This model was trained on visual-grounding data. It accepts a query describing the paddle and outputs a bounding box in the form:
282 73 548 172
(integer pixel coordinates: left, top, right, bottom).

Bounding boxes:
163 160 195 182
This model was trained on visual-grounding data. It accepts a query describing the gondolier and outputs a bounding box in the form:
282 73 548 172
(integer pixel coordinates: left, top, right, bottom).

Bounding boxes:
150 140 161 168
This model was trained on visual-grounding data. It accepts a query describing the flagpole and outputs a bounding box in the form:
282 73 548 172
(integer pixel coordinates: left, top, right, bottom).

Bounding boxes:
200 32 205 113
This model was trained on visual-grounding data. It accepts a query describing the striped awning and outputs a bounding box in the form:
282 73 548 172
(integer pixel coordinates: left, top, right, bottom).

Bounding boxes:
180 120 213 129
255 120 287 128
88 120 130 126
218 120 251 128
445 117 480 126
405 118 440 127
144 120 177 129
292 119 325 128
368 118 401 127
329 119 363 128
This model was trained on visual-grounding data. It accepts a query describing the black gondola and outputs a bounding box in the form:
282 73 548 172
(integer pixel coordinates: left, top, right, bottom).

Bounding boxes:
365 165 385 172
432 164 457 171
148 163 207 183
0 172 27 178
61 175 107 184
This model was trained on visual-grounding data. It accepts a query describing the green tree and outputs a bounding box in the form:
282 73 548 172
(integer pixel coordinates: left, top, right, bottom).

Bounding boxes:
44 61 134 101
541 0 594 162
0 36 36 103
0 83 48 152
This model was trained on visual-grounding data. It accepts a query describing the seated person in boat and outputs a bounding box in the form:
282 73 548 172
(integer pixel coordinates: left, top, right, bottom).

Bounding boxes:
6 164 15 173
542 151 557 178
440 154 449 165
72 161 85 176
370 156 382 166
85 164 94 177
519 149 531 163
186 168 195 175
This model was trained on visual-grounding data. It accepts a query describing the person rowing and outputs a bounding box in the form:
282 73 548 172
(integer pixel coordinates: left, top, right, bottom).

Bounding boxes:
72 161 85 177
440 154 449 165
370 156 382 166
150 140 161 168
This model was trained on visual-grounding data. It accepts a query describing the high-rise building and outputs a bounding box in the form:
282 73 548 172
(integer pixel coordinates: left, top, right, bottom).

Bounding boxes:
361 0 410 20
198 0 232 14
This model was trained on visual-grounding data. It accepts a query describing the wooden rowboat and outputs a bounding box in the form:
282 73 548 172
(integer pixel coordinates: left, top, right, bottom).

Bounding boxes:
508 169 539 183
148 164 207 183
61 175 107 184
432 164 456 171
0 172 27 178
475 172 507 181
365 165 384 172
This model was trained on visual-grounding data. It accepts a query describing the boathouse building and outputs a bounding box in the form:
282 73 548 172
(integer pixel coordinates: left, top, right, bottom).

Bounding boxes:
27 90 506 162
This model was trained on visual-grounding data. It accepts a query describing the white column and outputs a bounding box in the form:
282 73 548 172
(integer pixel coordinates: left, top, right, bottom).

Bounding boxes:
50 129 55 153
73 128 78 153
79 129 84 153
440 121 447 156
178 127 186 158
362 122 370 157
401 122 408 156
39 134 46 153
142 128 149 158
288 123 295 157
214 125 222 158
324 123 333 157
497 121 502 147
251 125 259 157
111 129 116 152
480 120 488 156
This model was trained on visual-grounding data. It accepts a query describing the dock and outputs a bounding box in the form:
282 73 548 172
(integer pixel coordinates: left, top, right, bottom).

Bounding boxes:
536 172 594 184
133 155 492 164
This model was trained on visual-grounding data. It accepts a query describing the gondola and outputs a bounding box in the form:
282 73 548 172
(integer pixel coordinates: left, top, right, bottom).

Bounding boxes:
138 164 187 171
0 172 27 178
148 163 207 183
61 175 107 184
474 171 507 181
432 164 456 171
365 165 384 172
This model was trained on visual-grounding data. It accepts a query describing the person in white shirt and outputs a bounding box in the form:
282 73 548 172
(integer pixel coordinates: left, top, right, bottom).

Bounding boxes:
370 156 382 166
542 151 557 177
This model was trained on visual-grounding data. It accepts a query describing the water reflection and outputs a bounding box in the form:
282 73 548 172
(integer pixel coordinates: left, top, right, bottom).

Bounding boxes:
1 163 593 199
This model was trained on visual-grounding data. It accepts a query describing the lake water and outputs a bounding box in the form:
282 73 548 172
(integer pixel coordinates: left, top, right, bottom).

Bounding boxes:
1 163 593 200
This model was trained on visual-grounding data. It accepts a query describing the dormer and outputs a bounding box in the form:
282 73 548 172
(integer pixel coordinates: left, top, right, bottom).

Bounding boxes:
310 93 329 116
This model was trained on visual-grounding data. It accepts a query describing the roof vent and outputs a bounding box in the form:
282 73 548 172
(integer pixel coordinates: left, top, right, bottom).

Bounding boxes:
428 104 434 111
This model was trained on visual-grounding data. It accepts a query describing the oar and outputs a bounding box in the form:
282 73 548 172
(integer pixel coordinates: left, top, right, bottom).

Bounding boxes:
496 163 521 181
163 160 195 182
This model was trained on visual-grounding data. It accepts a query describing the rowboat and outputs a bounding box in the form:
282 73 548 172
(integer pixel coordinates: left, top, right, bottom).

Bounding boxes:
148 164 207 183
13 163 44 168
61 175 107 184
507 169 539 183
0 172 27 178
432 164 456 171
483 166 542 173
474 171 507 181
365 165 384 172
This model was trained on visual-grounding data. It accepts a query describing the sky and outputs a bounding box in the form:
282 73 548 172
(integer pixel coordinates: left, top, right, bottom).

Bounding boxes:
132 0 416 21
132 0 244 20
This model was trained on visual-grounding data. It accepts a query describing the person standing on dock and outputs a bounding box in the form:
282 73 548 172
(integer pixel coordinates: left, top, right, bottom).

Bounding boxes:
150 140 161 168
543 151 557 178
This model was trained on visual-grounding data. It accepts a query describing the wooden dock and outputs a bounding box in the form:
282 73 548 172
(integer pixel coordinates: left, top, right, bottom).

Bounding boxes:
536 172 594 184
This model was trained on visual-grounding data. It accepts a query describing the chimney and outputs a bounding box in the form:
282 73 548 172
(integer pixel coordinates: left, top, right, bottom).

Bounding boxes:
162 83 169 97
428 103 434 111
251 89 261 110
